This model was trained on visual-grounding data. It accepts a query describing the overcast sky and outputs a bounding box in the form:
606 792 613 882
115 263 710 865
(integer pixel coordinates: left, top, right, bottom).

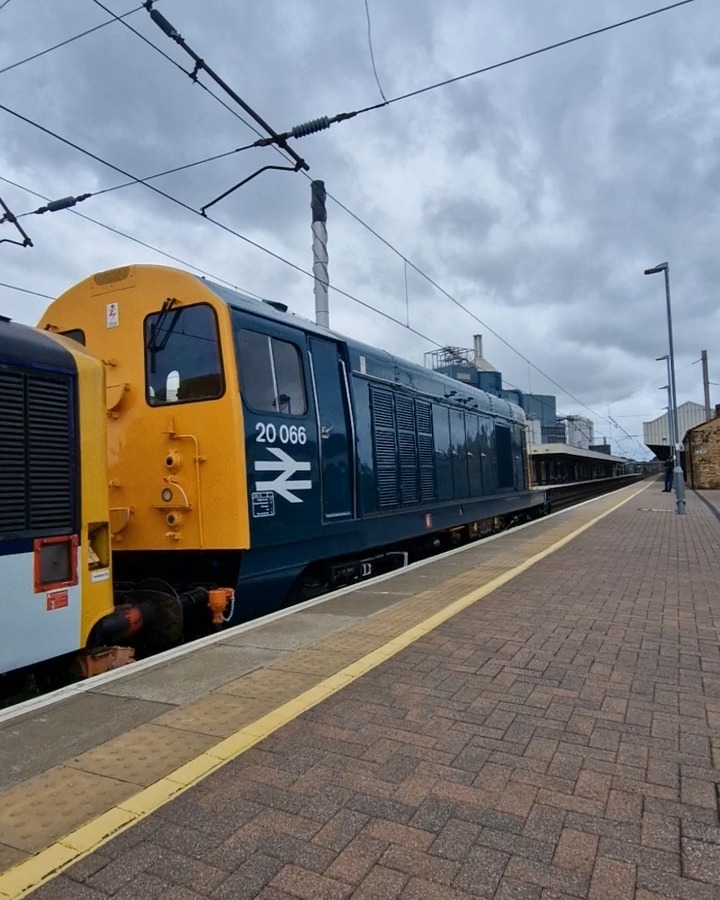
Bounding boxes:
1 0 717 459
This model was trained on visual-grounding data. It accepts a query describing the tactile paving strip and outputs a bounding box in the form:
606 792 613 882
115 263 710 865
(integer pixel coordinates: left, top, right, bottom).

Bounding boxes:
0 486 646 881
65 723 215 786
217 668 321 700
153 693 276 737
0 767 132 853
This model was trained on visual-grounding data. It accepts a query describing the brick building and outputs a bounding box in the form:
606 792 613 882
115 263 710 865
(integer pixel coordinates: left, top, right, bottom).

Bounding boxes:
684 405 720 489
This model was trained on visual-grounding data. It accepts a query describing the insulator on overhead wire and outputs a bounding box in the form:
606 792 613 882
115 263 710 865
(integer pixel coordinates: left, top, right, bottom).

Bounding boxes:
38 194 91 214
291 117 330 139
146 4 181 40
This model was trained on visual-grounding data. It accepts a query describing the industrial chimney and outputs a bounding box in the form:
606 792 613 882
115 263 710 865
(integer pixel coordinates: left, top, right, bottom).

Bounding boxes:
473 334 483 368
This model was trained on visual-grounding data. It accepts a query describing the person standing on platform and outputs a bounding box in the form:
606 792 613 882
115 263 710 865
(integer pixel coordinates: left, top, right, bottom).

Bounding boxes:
664 458 674 492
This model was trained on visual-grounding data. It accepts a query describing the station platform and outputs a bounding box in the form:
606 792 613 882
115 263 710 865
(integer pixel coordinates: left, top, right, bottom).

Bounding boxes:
1 480 719 899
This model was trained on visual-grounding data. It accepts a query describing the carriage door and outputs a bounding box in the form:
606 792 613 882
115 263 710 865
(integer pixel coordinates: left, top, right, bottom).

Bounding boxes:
309 338 354 520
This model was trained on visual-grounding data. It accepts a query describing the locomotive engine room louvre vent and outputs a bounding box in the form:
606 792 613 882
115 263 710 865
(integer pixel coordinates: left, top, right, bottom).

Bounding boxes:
396 395 420 505
0 370 74 535
370 388 434 509
370 387 399 508
416 400 436 502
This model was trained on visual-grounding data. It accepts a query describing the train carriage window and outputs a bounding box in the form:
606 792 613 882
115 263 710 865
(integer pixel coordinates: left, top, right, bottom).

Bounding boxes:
144 304 223 405
236 329 306 415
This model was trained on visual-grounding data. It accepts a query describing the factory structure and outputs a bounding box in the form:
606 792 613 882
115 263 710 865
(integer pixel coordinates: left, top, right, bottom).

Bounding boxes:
425 336 599 451
426 335 717 484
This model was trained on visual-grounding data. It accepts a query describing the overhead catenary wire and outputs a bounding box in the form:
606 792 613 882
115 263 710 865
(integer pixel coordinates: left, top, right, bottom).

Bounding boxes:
0 3 151 77
0 105 444 349
15 142 259 217
0 280 52 300
139 0 309 174
87 2 648 444
4 6 677 455
85 0 273 137
356 0 698 114
1 174 261 296
363 0 388 104
261 0 700 147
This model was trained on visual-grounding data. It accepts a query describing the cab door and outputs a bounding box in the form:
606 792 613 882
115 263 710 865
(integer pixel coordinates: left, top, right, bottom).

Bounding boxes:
309 337 354 520
234 317 319 548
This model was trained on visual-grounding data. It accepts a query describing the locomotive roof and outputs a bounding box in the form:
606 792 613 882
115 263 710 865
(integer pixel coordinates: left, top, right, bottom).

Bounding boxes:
202 275 525 426
64 266 523 425
0 317 76 372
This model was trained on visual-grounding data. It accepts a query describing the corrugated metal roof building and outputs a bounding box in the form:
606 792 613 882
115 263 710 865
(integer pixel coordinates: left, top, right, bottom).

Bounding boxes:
643 401 707 459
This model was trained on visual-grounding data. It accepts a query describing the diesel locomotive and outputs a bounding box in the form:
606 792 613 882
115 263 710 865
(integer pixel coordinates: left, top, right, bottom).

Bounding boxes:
34 263 546 628
0 314 233 686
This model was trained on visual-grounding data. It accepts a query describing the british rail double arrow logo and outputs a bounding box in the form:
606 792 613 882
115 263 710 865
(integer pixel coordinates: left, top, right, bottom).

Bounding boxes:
254 447 312 503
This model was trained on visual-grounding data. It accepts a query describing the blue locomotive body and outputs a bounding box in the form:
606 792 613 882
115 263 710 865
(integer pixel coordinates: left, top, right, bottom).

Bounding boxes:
213 281 543 609
40 265 545 623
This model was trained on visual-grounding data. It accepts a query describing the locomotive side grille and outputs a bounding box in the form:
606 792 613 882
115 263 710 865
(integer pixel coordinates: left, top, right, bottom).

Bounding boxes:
416 401 432 434
0 372 28 532
371 390 395 429
376 469 400 507
0 370 74 536
371 390 437 509
398 431 419 504
397 396 420 505
27 379 74 530
416 401 436 502
395 395 415 432
370 387 399 508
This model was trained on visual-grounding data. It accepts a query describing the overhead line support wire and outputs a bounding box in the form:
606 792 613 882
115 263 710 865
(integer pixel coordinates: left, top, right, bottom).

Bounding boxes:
142 1 309 173
259 0 699 147
16 142 259 217
355 0 700 115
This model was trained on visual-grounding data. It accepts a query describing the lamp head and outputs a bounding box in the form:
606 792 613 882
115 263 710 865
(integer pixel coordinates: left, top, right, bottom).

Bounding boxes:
644 262 669 275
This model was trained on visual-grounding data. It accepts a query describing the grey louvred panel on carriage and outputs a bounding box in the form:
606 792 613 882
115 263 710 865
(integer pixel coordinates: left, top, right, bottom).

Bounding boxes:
0 370 74 536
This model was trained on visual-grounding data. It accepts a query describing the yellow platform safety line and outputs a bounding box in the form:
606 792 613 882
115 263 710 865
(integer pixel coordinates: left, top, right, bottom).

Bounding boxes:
0 482 650 900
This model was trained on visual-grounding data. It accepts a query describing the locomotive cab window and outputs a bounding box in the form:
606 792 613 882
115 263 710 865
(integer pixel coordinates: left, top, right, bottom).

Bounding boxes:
144 303 223 405
236 329 306 415
59 328 85 346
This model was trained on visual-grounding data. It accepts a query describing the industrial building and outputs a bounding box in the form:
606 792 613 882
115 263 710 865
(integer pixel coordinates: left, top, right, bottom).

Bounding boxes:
425 336 563 445
642 401 707 461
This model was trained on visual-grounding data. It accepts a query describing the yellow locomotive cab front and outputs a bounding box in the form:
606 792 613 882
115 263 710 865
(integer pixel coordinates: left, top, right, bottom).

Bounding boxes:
39 265 250 556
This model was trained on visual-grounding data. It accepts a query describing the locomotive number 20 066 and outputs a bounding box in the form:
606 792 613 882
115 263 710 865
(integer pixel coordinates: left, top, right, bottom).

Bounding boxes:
255 422 308 445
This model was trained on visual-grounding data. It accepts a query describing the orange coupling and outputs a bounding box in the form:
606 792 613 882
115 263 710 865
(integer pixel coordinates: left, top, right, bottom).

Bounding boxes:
207 588 234 627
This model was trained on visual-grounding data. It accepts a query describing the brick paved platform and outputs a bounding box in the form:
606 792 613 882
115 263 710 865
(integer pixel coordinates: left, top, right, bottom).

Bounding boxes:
22 486 720 898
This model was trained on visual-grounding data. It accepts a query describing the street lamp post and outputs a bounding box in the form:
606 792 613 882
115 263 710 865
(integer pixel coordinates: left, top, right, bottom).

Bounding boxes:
644 262 686 514
656 354 675 451
659 387 673 449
